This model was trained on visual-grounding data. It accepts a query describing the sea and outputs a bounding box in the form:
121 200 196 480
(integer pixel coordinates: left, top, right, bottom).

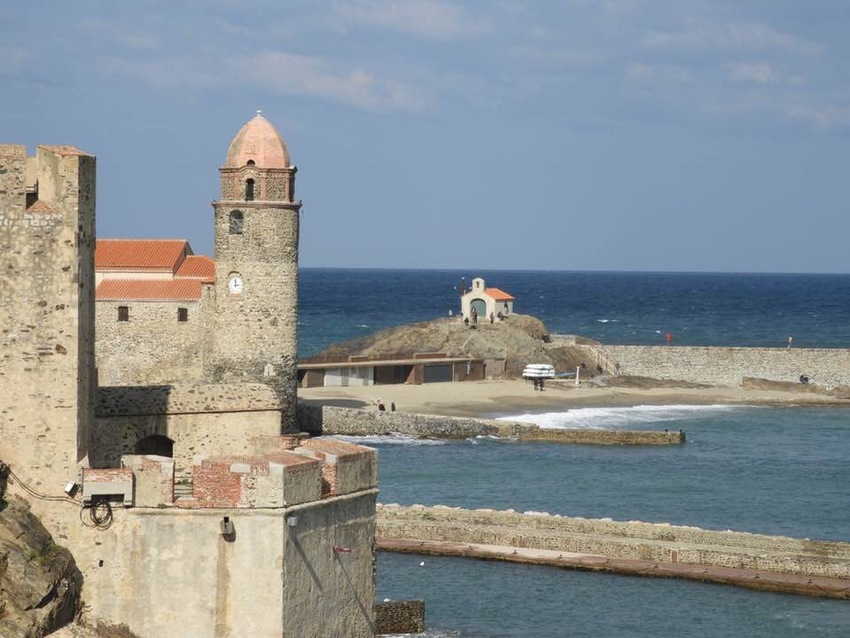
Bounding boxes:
299 269 850 637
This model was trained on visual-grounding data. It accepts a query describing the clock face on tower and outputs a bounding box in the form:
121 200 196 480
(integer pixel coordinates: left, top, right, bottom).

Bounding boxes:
228 274 243 294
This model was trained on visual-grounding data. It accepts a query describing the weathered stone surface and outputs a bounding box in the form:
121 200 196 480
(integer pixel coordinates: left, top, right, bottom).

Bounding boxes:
0 493 82 638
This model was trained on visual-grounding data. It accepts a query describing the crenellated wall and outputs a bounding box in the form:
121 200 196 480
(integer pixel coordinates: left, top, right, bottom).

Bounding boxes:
0 144 96 499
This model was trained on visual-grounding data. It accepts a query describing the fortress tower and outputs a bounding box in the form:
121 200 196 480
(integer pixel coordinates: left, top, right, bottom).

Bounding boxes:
0 145 96 495
208 114 301 430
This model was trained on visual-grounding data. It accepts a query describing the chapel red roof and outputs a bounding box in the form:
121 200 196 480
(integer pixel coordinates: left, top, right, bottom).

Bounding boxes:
95 239 191 272
486 287 515 301
96 279 203 301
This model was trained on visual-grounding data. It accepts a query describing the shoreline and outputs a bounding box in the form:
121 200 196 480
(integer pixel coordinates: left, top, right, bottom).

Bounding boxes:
298 377 850 420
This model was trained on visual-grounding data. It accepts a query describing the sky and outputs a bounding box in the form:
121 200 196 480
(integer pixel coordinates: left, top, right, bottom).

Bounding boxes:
2 1 850 273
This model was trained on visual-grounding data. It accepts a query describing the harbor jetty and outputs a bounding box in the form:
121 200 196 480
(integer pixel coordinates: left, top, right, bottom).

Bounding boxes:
377 505 850 599
298 404 684 445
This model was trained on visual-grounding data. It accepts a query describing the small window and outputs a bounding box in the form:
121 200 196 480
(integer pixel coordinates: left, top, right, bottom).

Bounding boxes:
246 159 255 166
229 210 243 235
177 307 188 322
118 306 129 322
245 179 255 201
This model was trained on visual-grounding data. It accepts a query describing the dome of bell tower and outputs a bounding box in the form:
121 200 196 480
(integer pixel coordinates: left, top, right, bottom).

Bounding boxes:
225 113 290 169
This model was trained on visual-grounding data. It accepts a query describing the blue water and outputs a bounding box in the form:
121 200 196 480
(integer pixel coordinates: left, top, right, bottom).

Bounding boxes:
299 270 850 637
299 269 850 356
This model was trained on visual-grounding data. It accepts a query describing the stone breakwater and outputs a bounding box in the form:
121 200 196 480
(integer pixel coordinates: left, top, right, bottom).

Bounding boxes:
297 404 684 445
376 505 850 598
584 343 850 389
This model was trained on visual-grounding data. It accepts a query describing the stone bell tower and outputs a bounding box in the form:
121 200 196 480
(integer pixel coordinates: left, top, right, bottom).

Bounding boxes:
209 113 301 431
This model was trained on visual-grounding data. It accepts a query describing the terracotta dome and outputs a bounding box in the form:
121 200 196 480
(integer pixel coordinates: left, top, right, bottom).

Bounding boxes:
225 114 290 169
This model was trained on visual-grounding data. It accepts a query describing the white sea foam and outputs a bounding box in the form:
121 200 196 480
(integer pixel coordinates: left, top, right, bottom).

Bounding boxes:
329 433 446 446
497 404 739 430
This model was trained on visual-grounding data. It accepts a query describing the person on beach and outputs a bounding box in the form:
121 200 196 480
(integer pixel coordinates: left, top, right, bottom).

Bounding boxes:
787 335 793 349
666 331 672 345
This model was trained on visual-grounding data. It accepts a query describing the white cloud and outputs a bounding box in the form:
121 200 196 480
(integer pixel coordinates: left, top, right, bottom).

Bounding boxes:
78 17 162 51
785 104 850 130
642 20 820 56
333 0 491 40
728 63 778 86
235 51 427 113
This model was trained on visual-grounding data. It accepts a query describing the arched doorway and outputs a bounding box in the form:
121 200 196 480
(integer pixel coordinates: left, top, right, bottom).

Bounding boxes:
471 298 487 319
135 435 174 458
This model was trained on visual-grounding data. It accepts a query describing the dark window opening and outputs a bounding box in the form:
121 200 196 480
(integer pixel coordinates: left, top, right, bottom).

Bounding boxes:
229 210 243 235
135 435 174 458
118 306 129 322
177 307 188 322
246 159 255 166
245 179 255 201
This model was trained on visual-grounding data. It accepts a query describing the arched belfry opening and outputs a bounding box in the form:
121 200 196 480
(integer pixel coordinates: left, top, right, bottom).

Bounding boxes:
135 435 174 458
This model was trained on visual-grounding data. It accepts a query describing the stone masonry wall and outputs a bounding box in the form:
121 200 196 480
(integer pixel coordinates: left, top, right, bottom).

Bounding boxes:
377 505 850 579
92 384 283 472
211 202 300 432
597 345 850 387
0 145 95 500
96 299 206 385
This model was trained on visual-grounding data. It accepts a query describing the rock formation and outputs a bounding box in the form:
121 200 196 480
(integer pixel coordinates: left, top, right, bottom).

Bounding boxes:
0 471 81 638
313 314 599 378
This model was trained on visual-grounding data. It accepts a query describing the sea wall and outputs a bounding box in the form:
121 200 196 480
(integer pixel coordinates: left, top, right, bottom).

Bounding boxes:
590 345 850 387
374 600 425 635
297 404 684 445
377 505 850 580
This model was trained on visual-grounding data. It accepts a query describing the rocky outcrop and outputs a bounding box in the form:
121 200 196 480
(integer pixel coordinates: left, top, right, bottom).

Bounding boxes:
310 314 599 379
0 487 82 637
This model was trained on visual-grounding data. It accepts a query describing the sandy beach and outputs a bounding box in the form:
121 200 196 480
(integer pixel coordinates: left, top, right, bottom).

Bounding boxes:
298 377 850 419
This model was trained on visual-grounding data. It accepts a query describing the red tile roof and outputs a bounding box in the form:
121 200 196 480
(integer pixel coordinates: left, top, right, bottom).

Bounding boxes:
26 200 59 213
176 255 215 282
96 279 204 301
96 239 191 272
486 287 515 301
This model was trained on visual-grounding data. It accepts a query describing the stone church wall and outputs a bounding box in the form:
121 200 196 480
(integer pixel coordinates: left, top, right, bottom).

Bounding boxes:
96 299 207 385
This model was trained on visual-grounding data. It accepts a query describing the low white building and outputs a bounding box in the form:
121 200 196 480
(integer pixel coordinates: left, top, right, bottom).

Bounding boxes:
460 277 515 322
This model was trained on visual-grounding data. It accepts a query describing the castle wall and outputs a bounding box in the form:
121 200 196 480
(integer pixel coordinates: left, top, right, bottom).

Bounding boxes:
96 299 206 385
92 384 283 471
76 491 376 638
0 145 95 496
596 345 850 387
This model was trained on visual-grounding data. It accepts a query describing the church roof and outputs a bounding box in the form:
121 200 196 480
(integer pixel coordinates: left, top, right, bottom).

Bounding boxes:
96 239 191 272
225 114 290 169
96 279 203 301
486 287 515 301
175 255 215 282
